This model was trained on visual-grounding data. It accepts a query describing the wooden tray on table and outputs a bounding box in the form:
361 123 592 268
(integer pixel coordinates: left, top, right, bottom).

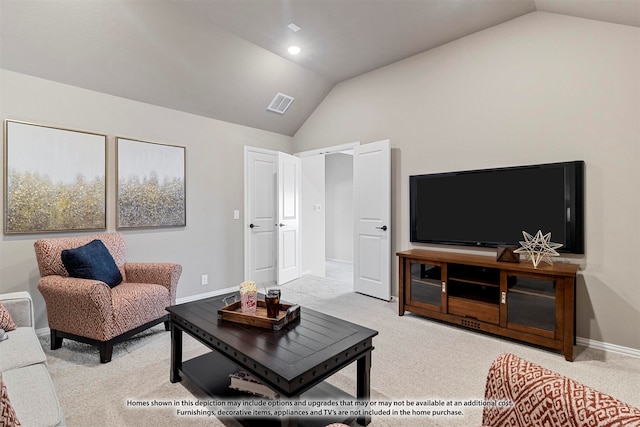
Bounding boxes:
218 299 301 331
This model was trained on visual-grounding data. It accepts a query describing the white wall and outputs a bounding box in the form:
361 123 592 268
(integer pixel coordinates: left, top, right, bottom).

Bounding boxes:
293 12 640 351
325 153 353 262
300 155 325 276
0 70 292 330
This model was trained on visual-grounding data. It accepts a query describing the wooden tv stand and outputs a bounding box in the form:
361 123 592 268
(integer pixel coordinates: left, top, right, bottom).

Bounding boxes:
397 249 579 361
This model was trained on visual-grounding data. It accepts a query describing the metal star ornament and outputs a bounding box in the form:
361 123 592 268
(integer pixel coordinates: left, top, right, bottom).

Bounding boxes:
513 230 563 268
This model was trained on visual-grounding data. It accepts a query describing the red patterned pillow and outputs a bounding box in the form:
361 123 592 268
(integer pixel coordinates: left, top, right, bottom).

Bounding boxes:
0 373 22 426
0 302 17 331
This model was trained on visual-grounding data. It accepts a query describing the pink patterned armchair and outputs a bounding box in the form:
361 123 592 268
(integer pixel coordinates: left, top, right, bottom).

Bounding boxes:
34 232 182 363
482 353 640 427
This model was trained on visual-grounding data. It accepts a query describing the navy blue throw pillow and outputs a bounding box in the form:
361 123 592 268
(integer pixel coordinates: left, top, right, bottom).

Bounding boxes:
61 240 123 288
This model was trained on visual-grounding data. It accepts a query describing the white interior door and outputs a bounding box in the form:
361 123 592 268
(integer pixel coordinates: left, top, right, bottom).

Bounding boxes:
244 147 277 284
353 140 391 300
277 152 301 285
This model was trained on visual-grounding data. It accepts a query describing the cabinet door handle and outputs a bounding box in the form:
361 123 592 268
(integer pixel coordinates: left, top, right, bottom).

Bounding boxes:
501 292 506 304
442 282 446 293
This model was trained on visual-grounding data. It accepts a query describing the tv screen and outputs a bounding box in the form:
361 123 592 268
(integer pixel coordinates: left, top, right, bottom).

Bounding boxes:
410 161 584 254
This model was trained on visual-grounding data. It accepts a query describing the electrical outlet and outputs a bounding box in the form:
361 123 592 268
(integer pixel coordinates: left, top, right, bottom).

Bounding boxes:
201 274 208 286
233 210 240 220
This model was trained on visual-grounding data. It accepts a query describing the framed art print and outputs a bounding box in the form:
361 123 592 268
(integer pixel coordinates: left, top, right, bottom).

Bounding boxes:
116 137 186 229
4 120 107 234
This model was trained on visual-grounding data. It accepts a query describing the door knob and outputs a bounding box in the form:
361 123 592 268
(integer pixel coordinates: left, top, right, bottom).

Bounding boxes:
376 225 388 231
278 223 286 227
249 223 260 228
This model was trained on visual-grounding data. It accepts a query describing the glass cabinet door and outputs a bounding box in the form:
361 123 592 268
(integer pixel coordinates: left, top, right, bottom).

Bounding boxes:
506 275 556 336
408 261 443 310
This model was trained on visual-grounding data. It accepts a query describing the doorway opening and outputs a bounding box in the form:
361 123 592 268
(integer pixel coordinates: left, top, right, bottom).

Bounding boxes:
325 151 354 285
298 139 391 300
325 259 354 284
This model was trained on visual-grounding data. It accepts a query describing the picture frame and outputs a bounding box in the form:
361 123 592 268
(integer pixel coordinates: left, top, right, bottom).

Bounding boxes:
116 137 186 229
3 120 107 234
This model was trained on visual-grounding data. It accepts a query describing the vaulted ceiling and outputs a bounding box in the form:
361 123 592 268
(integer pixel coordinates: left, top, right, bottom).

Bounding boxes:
1 0 638 136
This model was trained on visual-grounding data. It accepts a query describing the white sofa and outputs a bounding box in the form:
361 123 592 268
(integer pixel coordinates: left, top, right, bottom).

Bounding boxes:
0 292 65 426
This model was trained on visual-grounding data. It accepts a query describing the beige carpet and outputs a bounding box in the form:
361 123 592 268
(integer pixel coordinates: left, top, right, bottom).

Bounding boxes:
40 274 640 427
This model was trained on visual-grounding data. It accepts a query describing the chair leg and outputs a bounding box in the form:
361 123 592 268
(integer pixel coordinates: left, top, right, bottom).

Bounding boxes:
99 342 113 364
50 329 63 350
164 320 170 331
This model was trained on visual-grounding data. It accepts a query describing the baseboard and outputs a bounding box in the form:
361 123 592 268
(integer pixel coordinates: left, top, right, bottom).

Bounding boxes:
36 290 639 359
326 258 353 264
36 326 50 338
34 288 237 338
175 292 639 358
176 286 238 304
576 336 640 359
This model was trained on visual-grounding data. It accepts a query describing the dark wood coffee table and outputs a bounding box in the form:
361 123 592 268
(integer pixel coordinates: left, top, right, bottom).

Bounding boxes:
167 292 378 427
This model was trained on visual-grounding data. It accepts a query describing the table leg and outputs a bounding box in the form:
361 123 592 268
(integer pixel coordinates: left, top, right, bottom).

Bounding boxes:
356 350 372 426
170 322 183 383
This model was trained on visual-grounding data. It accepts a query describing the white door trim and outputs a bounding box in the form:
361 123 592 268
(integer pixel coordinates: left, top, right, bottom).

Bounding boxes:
294 142 360 158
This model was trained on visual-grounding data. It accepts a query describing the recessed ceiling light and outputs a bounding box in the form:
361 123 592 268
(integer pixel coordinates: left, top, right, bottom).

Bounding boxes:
287 22 301 32
287 46 301 55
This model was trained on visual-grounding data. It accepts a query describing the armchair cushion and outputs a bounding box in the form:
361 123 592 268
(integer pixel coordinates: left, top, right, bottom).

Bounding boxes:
0 302 17 332
34 232 127 281
61 239 123 288
0 327 47 372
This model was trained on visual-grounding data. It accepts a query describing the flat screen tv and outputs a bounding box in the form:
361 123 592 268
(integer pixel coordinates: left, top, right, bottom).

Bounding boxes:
410 161 584 254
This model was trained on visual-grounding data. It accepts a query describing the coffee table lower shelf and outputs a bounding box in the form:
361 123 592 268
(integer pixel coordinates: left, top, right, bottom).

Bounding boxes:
180 351 356 427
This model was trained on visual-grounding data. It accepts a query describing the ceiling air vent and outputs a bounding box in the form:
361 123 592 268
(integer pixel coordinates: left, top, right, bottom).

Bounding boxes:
267 93 294 115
